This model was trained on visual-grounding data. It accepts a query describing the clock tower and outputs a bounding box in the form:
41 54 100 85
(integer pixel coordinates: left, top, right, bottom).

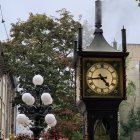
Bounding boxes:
73 0 129 140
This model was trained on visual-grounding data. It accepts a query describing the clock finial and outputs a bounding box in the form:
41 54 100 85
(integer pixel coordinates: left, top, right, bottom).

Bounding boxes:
121 26 127 53
78 24 83 52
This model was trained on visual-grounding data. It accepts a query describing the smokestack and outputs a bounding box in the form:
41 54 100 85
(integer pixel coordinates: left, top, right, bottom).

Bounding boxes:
95 0 102 29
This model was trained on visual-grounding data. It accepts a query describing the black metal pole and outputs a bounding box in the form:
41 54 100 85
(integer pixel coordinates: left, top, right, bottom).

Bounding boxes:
30 126 44 140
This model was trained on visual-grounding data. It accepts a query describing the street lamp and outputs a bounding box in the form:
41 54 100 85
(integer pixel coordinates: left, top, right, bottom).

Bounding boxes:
16 74 57 140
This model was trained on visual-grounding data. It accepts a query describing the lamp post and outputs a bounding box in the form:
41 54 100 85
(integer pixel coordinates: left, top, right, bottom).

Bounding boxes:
16 75 57 140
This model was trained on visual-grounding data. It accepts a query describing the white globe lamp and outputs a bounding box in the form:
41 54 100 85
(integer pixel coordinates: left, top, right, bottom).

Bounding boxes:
45 114 56 124
33 75 44 85
48 119 57 127
26 96 35 106
41 93 53 105
24 117 31 125
16 114 27 124
22 93 35 106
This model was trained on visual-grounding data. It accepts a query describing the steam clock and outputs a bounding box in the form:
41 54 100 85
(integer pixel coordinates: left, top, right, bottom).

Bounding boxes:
73 0 129 140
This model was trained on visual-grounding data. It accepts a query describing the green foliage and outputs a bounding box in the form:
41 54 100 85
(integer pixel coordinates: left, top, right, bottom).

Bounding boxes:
136 0 140 6
119 79 137 139
0 9 82 138
126 80 136 96
69 131 83 140
12 93 22 107
119 108 140 140
120 80 136 108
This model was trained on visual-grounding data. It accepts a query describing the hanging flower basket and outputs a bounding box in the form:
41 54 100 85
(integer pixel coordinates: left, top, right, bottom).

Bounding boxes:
41 128 68 140
15 134 34 140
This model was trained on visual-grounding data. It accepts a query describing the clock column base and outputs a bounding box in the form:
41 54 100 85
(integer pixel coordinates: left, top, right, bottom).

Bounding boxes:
86 110 118 140
82 99 121 140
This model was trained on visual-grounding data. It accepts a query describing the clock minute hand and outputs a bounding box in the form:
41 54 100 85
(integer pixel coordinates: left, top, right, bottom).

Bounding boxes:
88 76 107 80
99 74 109 87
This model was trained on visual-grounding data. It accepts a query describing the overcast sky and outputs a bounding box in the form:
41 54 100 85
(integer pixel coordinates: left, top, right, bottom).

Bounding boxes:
0 0 140 44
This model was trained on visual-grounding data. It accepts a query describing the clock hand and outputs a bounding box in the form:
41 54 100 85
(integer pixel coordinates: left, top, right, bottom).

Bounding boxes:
87 76 107 80
98 74 109 87
87 75 109 86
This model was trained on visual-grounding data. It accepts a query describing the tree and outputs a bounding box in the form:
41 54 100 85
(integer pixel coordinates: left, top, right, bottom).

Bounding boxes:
82 20 94 48
119 80 137 140
136 0 140 6
0 9 83 138
119 107 140 140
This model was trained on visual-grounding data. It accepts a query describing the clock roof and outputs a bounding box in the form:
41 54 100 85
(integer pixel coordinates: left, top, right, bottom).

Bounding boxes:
84 0 120 53
84 29 120 52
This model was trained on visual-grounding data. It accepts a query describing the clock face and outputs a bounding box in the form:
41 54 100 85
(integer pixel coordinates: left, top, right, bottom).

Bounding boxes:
86 62 118 94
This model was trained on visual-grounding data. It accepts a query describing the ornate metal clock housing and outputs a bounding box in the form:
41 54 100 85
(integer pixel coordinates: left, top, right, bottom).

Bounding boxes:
72 0 129 139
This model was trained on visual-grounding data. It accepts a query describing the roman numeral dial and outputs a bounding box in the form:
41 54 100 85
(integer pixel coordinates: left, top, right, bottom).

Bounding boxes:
86 62 118 94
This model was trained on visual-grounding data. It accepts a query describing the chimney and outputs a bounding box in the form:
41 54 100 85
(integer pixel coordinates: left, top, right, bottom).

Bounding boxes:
95 0 102 29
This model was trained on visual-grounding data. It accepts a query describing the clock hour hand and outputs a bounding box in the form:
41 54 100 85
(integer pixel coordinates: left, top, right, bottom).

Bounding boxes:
99 74 109 87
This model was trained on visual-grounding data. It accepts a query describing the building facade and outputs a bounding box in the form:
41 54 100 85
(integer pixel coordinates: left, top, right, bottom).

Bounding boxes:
120 44 140 122
0 52 16 139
